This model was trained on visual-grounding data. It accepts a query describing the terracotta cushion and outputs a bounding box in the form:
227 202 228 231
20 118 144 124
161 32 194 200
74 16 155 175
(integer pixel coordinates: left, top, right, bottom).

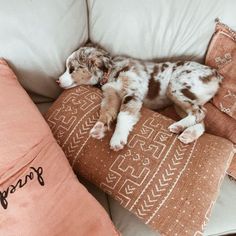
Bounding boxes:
161 104 236 179
0 60 118 236
45 85 235 236
205 20 236 179
205 21 236 120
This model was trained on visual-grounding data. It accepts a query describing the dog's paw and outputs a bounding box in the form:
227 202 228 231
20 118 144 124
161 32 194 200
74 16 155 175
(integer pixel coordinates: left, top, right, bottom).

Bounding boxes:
178 123 204 144
110 133 127 151
168 123 184 134
90 121 107 139
178 129 196 144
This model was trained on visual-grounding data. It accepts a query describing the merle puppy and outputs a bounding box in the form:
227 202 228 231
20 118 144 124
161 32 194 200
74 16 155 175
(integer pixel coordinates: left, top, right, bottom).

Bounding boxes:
58 45 222 151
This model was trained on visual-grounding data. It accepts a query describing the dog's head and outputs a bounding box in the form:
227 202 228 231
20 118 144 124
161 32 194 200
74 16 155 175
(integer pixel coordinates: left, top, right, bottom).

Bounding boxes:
58 46 112 89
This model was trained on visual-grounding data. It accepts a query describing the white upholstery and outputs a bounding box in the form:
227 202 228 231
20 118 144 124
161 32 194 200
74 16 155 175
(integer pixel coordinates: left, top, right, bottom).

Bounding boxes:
88 0 236 62
0 0 88 102
204 177 236 236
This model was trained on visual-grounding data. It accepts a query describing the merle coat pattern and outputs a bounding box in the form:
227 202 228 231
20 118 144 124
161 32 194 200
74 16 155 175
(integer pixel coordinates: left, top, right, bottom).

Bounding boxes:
58 46 222 151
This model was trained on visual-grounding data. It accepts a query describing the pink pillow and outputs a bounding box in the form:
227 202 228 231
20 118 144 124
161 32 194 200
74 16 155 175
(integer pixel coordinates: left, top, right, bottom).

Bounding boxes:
0 59 118 236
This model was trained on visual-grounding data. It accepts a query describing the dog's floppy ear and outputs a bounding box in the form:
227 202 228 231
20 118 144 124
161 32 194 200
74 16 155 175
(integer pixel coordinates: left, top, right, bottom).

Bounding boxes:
101 54 112 72
88 51 112 73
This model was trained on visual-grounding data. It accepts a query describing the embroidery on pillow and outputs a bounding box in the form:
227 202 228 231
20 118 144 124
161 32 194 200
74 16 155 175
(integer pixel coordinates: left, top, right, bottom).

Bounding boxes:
0 166 44 209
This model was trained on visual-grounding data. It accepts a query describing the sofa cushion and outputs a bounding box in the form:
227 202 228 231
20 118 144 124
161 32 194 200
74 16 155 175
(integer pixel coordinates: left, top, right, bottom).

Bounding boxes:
0 59 118 236
45 85 235 236
160 104 236 179
88 0 236 61
108 176 236 236
0 0 88 102
205 20 236 120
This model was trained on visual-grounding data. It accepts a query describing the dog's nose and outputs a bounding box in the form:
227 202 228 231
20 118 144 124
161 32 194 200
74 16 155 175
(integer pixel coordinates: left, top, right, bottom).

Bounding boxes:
56 79 60 84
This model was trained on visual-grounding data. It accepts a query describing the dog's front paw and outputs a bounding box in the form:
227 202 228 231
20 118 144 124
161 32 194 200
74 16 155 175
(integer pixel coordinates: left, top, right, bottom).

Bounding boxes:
168 123 184 134
110 133 127 151
90 121 107 139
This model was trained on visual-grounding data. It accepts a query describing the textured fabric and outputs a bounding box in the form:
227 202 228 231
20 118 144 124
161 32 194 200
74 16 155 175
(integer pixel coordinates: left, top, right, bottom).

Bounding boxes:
160 103 236 179
0 60 118 236
45 85 235 236
108 176 236 236
204 103 236 144
204 176 236 236
205 21 236 119
36 104 236 236
88 0 236 62
0 0 88 102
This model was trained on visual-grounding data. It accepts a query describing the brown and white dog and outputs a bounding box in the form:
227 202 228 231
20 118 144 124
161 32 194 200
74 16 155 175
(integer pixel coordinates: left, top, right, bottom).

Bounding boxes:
58 45 222 151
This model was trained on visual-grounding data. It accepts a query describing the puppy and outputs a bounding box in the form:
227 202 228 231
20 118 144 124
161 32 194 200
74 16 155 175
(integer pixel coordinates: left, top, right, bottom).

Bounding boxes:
58 45 222 151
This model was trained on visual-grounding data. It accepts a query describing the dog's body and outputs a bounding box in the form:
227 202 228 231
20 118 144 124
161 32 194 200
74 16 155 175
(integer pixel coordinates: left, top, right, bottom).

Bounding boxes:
58 46 222 151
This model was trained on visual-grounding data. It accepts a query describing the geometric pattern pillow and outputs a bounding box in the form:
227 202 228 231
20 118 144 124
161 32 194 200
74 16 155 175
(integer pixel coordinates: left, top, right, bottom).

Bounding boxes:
45 85 235 236
205 19 236 119
160 104 236 179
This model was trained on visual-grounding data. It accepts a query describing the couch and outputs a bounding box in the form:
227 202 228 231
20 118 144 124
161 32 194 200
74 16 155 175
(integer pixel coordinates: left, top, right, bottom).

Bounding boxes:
1 0 236 235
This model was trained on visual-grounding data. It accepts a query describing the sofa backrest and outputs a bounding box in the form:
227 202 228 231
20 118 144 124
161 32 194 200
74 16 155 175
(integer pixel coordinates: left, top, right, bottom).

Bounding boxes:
88 0 236 61
0 0 88 102
1 0 235 102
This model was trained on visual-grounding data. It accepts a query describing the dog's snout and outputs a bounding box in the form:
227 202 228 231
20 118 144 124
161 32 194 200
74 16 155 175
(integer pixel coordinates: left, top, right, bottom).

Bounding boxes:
56 79 60 84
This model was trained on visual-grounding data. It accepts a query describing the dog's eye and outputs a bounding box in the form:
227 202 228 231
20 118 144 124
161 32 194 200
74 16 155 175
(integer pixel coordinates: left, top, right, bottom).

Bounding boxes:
69 66 75 74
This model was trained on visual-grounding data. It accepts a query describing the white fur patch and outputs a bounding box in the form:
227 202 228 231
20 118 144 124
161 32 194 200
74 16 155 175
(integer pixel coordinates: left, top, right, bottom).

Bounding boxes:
58 70 76 89
110 111 139 151
90 121 107 139
178 123 205 144
168 114 196 133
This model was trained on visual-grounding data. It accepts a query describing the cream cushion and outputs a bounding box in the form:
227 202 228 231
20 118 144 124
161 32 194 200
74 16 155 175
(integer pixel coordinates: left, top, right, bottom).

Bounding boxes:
0 0 88 102
88 0 236 62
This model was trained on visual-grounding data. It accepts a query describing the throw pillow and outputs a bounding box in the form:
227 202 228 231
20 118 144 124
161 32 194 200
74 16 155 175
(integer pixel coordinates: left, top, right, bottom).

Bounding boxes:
0 59 118 236
205 20 236 120
45 85 234 236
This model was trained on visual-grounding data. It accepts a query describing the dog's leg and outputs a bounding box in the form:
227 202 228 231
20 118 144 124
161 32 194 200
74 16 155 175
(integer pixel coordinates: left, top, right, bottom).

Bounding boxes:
168 105 206 134
167 84 206 135
178 121 205 144
110 95 142 151
90 86 121 139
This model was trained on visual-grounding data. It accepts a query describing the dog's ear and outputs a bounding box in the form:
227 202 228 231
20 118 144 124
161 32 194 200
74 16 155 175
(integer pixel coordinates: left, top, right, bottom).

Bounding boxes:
101 54 112 72
88 52 112 73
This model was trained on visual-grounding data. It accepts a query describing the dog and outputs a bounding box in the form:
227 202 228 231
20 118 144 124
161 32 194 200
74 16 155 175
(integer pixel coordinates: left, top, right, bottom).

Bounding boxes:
58 45 222 151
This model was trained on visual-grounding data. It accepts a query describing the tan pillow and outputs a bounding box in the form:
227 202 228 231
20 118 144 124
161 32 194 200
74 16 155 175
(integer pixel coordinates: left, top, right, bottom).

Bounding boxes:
45 85 234 236
0 60 118 236
161 103 236 179
205 20 236 120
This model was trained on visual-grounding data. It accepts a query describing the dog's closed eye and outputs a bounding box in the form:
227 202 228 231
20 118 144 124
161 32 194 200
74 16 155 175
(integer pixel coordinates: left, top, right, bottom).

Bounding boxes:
69 66 75 74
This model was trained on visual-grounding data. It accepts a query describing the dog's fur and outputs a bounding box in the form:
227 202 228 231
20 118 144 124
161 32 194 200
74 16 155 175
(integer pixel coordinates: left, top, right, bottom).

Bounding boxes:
58 45 223 151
